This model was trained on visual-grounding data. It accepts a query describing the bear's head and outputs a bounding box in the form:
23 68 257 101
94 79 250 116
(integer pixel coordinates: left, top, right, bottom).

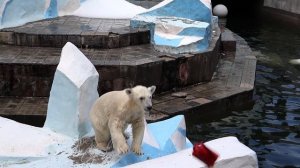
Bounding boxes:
125 85 156 112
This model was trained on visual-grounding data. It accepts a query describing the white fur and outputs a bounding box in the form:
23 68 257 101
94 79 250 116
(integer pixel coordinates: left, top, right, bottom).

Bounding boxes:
90 85 156 155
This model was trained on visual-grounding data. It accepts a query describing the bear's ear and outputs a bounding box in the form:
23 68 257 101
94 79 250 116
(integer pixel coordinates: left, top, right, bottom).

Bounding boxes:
148 86 156 95
125 88 132 95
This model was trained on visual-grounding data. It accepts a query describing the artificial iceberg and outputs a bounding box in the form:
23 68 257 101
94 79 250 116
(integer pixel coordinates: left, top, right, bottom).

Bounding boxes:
0 0 146 29
153 17 211 53
130 0 215 54
0 0 80 29
44 42 99 138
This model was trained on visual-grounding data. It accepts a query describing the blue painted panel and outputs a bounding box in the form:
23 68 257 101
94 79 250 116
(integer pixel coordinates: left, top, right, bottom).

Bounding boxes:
154 34 182 47
1 0 46 28
148 115 183 148
45 0 58 18
140 0 211 23
112 115 191 167
178 27 207 37
44 70 79 138
112 144 163 167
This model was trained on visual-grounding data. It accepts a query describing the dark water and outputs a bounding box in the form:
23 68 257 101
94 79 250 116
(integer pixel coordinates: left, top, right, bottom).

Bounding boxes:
188 11 300 167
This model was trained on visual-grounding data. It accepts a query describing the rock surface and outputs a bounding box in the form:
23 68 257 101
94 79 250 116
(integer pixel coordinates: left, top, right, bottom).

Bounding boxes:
171 92 188 98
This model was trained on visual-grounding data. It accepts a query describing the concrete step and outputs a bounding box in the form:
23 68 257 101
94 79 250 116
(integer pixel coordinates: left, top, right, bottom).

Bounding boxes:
0 16 150 49
0 36 220 97
0 34 256 124
0 30 256 124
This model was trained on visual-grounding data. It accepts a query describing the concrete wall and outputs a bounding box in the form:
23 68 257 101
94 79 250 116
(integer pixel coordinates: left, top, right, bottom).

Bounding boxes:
264 0 300 14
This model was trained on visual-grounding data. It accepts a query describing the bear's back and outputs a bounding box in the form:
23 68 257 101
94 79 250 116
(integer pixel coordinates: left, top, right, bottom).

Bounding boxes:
100 90 128 103
92 90 129 115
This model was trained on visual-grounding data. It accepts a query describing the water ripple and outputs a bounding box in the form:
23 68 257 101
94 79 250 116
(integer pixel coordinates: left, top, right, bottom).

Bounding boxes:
187 15 300 167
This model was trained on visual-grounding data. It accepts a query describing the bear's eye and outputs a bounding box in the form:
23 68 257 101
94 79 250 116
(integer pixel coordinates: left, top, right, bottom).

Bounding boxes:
140 97 145 101
149 96 152 99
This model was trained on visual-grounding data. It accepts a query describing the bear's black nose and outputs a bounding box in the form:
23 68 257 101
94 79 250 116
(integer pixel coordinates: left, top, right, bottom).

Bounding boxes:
147 106 152 111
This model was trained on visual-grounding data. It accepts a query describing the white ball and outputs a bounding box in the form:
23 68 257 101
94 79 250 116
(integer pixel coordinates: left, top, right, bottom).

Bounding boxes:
213 4 228 17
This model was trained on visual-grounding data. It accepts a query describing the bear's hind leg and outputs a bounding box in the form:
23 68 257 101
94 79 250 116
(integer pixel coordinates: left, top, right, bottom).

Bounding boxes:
94 127 112 152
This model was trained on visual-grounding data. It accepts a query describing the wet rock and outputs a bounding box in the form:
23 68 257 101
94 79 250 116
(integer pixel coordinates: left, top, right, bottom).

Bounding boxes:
172 92 187 98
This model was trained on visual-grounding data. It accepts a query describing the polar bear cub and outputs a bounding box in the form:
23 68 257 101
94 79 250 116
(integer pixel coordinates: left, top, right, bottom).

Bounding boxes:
90 85 156 155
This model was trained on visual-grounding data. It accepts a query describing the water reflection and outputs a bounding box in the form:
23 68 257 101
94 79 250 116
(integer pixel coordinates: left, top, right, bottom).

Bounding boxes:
188 11 300 167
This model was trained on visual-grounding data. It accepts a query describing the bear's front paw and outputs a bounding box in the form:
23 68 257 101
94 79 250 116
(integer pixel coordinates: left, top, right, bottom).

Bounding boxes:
96 142 113 152
116 143 129 154
132 145 143 155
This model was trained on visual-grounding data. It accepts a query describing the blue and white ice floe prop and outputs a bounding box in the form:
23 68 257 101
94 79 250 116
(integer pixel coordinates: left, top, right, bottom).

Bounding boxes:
44 42 99 139
132 0 212 24
0 42 192 167
127 136 258 168
113 115 192 167
0 115 191 167
0 0 146 29
153 17 210 54
130 0 215 54
0 0 81 29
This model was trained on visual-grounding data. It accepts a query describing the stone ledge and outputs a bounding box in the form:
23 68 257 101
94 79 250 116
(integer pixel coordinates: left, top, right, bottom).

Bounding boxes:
221 28 236 52
0 16 150 49
0 27 220 97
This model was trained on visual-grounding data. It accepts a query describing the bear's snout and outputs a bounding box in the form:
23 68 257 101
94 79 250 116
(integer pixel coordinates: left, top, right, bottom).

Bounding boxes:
146 106 152 111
